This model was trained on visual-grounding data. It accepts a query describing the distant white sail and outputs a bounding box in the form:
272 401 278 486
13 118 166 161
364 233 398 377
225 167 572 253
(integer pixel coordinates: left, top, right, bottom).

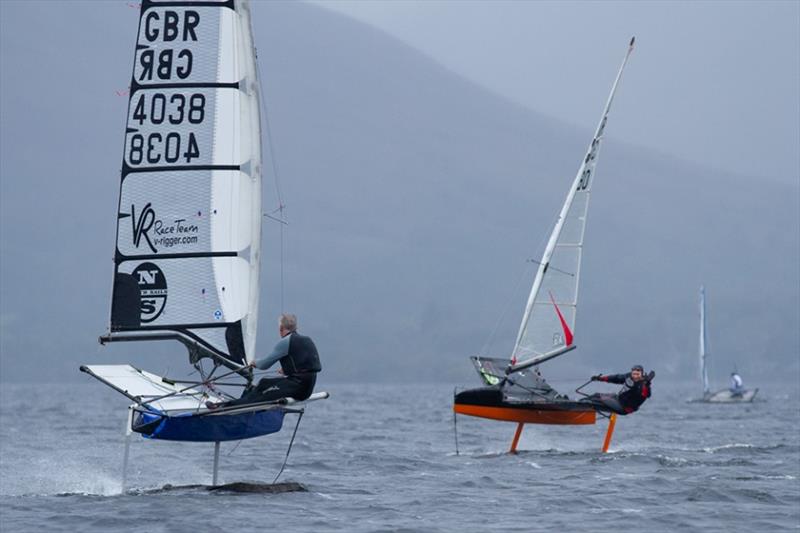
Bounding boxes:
108 0 263 367
511 38 634 365
694 286 759 403
699 286 710 395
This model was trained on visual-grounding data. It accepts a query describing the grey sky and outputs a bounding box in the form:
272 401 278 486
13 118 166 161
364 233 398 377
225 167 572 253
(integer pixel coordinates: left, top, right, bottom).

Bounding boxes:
312 0 800 185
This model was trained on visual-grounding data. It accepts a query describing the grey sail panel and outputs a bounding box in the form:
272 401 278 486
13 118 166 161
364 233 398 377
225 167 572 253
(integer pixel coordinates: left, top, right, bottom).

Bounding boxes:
109 0 263 367
117 169 256 257
114 257 251 326
133 3 234 87
124 89 237 169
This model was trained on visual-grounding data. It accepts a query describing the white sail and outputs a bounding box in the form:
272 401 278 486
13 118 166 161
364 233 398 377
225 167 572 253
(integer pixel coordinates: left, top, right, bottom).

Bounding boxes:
511 38 634 365
695 286 759 403
699 285 710 395
107 0 263 368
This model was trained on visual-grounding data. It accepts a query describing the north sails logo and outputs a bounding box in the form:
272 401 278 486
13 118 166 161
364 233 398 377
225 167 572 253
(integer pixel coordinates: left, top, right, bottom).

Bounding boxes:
132 262 167 323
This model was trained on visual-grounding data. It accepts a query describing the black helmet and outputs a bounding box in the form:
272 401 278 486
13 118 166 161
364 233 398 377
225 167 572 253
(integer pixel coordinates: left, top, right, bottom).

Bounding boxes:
631 364 644 372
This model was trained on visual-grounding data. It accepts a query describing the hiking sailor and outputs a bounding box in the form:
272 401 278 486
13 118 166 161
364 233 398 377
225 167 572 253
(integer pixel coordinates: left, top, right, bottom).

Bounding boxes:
581 364 653 415
729 372 744 397
207 314 322 409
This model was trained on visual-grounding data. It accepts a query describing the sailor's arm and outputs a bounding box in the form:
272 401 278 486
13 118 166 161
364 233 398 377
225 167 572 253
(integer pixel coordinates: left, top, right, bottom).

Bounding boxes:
253 336 291 370
599 373 627 384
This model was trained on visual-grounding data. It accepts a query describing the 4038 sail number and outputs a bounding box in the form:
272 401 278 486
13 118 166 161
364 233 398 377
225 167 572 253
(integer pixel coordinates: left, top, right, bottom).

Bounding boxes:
127 91 206 165
132 93 205 126
128 132 200 165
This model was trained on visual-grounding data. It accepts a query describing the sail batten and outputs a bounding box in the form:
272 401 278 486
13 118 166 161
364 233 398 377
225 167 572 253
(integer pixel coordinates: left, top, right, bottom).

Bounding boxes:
511 38 634 364
107 0 263 368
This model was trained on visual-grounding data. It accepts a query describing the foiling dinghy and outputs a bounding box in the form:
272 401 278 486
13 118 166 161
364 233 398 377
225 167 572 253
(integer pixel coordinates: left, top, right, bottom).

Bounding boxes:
454 38 637 454
81 0 327 489
695 286 758 403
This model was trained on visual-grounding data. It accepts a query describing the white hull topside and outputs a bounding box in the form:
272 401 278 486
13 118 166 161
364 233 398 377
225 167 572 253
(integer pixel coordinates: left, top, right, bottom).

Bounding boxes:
702 388 759 403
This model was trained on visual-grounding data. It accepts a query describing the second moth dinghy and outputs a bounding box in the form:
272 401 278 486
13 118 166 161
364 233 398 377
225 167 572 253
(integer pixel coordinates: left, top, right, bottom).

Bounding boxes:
81 0 327 488
695 286 758 403
454 38 636 454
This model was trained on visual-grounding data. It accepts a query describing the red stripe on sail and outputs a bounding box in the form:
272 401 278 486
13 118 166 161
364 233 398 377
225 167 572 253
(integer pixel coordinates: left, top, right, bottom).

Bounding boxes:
549 291 574 346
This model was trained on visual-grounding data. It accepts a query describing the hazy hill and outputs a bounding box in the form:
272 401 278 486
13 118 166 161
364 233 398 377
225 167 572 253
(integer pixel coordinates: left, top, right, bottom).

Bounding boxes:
1 1 797 387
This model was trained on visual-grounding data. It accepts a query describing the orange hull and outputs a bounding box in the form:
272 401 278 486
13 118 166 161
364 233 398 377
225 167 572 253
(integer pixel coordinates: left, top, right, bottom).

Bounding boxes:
454 402 596 425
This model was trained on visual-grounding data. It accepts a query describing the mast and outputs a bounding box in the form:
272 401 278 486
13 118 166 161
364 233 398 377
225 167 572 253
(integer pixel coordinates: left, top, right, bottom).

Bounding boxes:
700 286 710 395
511 37 635 365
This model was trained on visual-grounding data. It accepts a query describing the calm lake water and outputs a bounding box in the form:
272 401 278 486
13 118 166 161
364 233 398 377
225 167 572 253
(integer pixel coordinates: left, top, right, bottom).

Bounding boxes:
1 380 798 532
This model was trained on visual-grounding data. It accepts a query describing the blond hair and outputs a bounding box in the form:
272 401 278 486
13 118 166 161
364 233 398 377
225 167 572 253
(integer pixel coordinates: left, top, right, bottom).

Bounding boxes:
279 313 297 332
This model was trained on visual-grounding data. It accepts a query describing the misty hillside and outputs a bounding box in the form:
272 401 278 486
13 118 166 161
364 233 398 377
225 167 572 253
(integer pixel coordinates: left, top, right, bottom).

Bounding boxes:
1 1 797 386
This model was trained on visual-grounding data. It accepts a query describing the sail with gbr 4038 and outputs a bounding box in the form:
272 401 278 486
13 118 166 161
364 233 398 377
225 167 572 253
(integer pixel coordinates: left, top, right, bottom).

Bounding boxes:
454 38 637 453
80 0 327 486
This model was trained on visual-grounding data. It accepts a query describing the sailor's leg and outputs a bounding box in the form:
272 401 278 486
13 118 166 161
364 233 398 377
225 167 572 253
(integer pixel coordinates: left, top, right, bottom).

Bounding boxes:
580 392 604 404
584 394 626 415
602 397 626 415
251 377 303 402
509 423 525 454
224 377 307 407
223 377 285 407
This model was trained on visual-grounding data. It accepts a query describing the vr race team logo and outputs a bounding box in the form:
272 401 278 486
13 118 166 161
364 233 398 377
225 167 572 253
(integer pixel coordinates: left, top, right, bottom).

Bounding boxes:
125 203 200 253
131 203 157 253
133 262 167 323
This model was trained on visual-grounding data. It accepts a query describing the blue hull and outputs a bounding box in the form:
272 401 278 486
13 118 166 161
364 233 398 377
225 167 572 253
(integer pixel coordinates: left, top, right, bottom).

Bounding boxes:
133 408 286 442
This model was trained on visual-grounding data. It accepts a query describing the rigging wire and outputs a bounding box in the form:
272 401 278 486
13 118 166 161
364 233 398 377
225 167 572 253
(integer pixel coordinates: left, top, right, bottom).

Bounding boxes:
255 46 287 313
478 202 561 358
272 411 304 484
479 261 535 357
227 439 244 457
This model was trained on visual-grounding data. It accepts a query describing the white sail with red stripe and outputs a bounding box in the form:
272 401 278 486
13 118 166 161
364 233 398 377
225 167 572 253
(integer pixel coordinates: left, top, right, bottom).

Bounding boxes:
510 37 635 367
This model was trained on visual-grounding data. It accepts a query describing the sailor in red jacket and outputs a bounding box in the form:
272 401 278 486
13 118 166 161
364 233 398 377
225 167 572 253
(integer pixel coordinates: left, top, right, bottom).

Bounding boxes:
582 365 654 414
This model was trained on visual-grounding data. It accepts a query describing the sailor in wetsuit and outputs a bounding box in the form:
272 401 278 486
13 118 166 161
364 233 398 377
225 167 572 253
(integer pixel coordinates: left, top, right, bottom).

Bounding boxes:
581 364 653 415
208 313 321 409
729 372 744 396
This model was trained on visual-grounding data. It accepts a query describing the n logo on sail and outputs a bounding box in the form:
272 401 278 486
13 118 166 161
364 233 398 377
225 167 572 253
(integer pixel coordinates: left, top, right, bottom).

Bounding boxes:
132 262 167 323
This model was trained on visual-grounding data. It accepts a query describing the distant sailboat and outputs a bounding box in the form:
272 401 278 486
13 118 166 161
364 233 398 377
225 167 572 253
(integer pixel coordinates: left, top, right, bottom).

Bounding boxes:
453 38 636 453
696 286 758 403
81 0 327 487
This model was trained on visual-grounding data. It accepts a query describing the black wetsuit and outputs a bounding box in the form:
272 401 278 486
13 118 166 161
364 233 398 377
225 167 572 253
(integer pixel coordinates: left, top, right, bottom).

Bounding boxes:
583 372 651 415
224 333 322 407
